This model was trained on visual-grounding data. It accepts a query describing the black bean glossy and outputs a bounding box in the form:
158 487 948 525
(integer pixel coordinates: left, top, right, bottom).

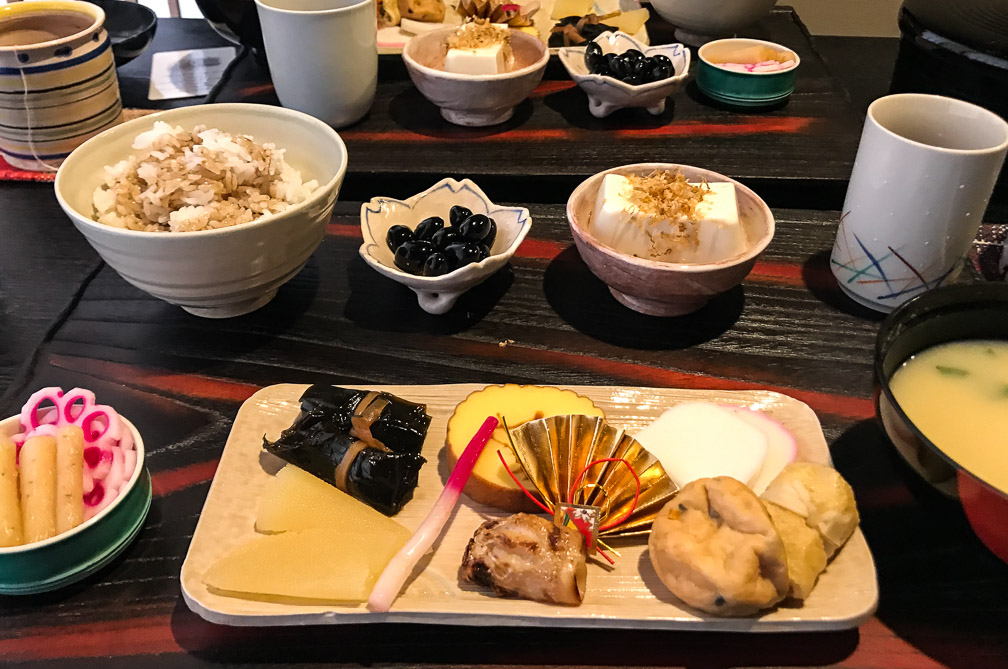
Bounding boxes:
444 242 483 268
394 240 434 274
459 214 493 243
605 53 622 77
414 216 444 241
431 228 462 250
449 205 473 227
422 252 453 277
649 62 672 82
386 224 413 252
477 243 491 261
623 48 644 61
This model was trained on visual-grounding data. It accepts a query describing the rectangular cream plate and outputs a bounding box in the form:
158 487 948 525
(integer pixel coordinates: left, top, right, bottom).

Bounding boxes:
377 0 649 54
181 383 878 631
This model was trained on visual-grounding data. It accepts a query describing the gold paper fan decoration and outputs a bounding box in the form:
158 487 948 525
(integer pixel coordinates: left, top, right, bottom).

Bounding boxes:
507 414 678 538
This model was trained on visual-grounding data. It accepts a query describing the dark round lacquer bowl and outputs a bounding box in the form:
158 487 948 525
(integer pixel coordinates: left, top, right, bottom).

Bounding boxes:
88 0 157 66
875 282 1008 563
194 0 264 53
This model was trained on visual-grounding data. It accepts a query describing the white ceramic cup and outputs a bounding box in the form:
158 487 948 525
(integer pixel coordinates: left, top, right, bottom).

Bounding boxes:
830 93 1008 312
254 0 377 128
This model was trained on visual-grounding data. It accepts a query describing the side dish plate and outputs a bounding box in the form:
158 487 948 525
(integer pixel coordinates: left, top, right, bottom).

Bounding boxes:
377 0 649 55
181 383 878 631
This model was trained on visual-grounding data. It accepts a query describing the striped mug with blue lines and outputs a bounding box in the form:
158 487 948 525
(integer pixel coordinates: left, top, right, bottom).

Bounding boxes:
0 0 122 171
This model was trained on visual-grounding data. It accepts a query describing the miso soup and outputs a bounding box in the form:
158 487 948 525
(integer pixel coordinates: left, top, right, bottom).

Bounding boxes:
889 340 1008 494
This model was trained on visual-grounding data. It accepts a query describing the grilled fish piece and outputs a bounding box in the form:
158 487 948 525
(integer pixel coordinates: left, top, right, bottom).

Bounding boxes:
460 513 587 606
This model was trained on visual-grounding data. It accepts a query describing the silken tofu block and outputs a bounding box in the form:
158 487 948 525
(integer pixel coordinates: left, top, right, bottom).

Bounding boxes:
202 527 407 603
444 44 506 75
590 174 747 263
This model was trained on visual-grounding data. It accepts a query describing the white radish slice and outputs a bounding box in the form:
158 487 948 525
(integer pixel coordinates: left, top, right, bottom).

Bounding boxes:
722 406 799 494
634 402 769 488
399 18 458 36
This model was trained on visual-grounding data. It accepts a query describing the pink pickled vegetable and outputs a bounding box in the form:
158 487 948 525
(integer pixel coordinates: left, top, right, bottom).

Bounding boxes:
367 416 499 612
13 386 137 518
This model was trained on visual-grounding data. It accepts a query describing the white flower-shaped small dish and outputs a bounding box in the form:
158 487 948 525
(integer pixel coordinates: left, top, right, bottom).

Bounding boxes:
559 31 690 118
360 178 532 314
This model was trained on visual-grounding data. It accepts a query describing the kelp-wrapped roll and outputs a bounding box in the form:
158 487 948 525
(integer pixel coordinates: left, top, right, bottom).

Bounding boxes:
264 385 431 515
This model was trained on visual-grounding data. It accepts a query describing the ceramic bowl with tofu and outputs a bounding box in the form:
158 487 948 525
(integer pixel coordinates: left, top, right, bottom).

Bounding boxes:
401 25 549 126
559 31 690 118
0 411 151 595
360 177 532 314
566 163 775 316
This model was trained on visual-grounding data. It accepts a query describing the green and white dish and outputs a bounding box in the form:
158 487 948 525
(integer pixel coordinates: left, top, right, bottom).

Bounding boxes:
0 415 150 596
696 37 800 108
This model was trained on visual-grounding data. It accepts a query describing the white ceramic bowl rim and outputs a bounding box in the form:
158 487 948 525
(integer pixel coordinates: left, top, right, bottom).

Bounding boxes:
253 0 371 17
559 31 691 93
698 37 800 76
53 103 348 240
402 27 549 82
0 413 146 555
568 163 775 273
361 177 531 285
867 93 1008 156
0 0 104 53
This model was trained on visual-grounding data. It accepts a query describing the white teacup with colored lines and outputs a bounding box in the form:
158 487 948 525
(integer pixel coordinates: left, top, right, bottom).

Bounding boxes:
831 94 1008 312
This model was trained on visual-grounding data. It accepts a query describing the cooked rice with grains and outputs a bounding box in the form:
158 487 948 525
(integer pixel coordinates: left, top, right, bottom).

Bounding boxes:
92 122 318 232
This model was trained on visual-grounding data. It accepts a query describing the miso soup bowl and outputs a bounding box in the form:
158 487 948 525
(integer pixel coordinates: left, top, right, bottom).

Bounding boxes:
566 163 775 316
875 282 1008 564
0 413 151 595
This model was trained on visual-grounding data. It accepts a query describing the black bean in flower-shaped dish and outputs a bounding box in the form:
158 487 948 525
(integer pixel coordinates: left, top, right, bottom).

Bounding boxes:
360 178 532 314
558 31 690 118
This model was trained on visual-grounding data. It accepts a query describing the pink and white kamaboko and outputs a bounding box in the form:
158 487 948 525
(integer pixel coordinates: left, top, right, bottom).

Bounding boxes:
12 387 137 520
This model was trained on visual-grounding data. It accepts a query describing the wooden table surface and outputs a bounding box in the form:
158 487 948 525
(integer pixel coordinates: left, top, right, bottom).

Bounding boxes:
1 12 1007 669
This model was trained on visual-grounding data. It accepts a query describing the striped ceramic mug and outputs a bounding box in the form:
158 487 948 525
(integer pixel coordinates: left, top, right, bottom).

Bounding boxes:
0 0 122 172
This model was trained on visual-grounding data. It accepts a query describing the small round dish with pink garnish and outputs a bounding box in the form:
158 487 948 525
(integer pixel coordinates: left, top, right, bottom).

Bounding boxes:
0 387 150 595
696 37 800 108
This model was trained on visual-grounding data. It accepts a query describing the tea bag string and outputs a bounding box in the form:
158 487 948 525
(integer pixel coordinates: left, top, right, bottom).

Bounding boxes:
18 67 61 172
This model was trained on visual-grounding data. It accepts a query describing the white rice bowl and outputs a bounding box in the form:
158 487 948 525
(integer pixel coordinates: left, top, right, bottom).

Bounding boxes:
92 122 319 233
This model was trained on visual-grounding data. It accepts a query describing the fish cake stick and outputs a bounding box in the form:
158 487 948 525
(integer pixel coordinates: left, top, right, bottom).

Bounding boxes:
56 426 85 534
0 434 22 547
20 435 57 543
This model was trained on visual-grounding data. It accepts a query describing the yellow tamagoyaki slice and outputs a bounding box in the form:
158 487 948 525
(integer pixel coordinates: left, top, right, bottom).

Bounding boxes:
445 384 603 512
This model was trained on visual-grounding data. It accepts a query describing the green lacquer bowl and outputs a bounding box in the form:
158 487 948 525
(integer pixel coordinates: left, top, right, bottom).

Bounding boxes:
696 38 800 108
0 415 151 595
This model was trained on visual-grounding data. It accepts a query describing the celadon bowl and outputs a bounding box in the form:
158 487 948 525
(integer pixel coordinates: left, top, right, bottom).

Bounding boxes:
54 103 348 318
566 163 775 316
360 178 532 314
0 414 151 595
696 38 800 108
558 32 690 118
